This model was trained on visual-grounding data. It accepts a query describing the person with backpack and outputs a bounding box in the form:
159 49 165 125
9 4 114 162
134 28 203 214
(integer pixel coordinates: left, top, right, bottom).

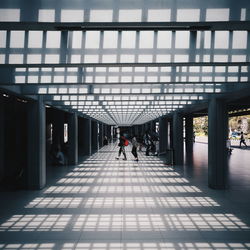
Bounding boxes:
116 135 127 160
131 135 139 161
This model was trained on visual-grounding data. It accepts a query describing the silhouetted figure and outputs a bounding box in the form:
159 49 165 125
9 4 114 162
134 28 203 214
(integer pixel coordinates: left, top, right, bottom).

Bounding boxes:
143 130 152 156
240 132 247 148
103 136 108 145
54 145 65 166
131 135 139 161
116 135 127 160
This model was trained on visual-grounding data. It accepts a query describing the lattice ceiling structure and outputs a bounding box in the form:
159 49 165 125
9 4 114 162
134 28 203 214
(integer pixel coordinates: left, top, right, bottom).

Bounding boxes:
0 0 250 126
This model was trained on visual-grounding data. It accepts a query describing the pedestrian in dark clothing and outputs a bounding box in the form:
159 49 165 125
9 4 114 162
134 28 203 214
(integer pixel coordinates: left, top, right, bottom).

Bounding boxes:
143 130 152 156
131 135 139 161
240 132 247 148
116 135 127 160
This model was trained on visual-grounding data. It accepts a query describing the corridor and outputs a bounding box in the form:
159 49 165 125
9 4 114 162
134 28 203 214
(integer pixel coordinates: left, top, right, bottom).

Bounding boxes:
0 143 250 250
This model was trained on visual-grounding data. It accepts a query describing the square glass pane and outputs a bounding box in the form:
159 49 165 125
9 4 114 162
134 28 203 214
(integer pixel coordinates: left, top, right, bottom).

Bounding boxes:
103 31 118 48
61 10 84 22
177 9 200 21
85 31 100 49
28 31 43 48
232 31 247 49
121 31 136 48
46 31 61 48
175 31 190 49
157 31 172 48
38 9 55 22
139 31 154 48
148 9 171 21
215 31 229 49
119 9 142 22
0 31 7 48
90 10 113 22
10 31 25 48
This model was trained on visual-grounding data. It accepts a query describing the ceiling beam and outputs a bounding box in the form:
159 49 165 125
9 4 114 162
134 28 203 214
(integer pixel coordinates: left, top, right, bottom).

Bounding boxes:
0 21 250 31
1 62 250 68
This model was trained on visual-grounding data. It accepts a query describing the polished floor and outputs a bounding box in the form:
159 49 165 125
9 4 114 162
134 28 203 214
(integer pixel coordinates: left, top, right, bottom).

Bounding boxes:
0 142 250 249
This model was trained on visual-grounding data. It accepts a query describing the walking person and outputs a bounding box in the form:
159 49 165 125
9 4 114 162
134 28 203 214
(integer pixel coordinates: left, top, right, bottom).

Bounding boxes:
131 135 139 161
239 132 247 148
116 135 127 160
143 130 151 156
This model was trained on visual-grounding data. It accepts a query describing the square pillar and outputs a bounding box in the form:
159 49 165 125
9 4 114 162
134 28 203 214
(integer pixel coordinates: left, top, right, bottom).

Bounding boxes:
82 118 92 156
68 113 78 165
0 97 4 182
208 98 228 189
173 112 184 166
91 121 98 152
99 123 104 148
159 117 168 154
185 115 194 164
27 96 46 189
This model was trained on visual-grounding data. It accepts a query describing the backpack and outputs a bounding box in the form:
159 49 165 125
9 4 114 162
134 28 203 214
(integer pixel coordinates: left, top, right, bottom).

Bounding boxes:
124 139 129 146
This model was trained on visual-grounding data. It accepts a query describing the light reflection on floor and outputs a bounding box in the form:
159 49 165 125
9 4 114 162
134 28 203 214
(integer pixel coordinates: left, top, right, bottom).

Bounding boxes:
0 143 250 249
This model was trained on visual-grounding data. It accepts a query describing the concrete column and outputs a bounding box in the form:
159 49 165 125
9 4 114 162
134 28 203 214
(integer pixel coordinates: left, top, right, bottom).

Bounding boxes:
208 98 228 189
92 121 98 152
173 112 184 166
185 115 194 164
159 117 168 154
99 123 104 149
82 118 92 156
0 97 4 182
27 96 46 189
68 113 78 165
169 118 173 149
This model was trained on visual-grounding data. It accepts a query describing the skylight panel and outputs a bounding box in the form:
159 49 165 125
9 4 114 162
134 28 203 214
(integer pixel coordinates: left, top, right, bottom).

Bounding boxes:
231 55 246 62
90 10 113 22
0 55 5 63
206 8 229 21
174 55 189 62
157 31 172 48
147 9 171 21
38 9 55 22
213 55 228 62
72 31 82 49
120 54 135 63
45 54 59 63
121 31 136 48
61 10 84 22
0 31 6 48
10 31 25 48
9 54 23 64
0 9 20 21
232 31 247 49
70 55 81 63
84 55 99 63
102 55 117 63
156 54 171 62
85 31 100 49
138 55 153 62
46 31 61 48
103 31 118 48
119 9 142 22
175 31 190 49
28 31 43 48
27 54 42 64
177 9 200 21
204 31 211 49
214 31 229 49
139 31 154 48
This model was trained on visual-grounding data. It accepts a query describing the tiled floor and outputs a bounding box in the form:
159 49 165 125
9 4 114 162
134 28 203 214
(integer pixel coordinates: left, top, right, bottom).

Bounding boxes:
0 142 250 249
